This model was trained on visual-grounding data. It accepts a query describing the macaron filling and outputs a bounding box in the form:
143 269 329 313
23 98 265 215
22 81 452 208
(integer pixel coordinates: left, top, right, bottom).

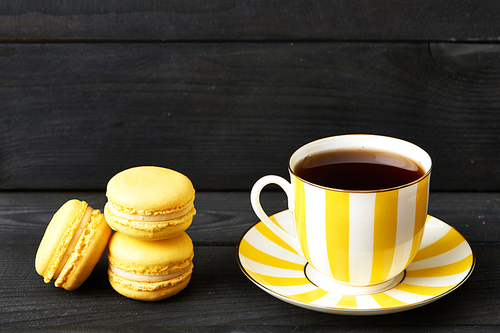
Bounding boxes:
108 263 193 282
53 206 93 279
106 202 194 222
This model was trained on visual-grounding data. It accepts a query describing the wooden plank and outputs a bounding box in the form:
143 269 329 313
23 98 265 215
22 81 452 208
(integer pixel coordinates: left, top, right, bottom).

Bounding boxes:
0 191 495 330
0 0 500 41
6 191 500 246
0 42 499 190
0 242 495 329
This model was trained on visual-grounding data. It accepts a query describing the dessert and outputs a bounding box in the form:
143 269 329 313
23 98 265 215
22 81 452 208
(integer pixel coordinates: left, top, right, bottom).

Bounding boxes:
35 199 112 290
107 231 194 301
104 166 196 240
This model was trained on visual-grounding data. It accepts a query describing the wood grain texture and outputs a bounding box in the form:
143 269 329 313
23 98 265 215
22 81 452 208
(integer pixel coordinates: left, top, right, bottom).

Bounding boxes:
0 0 499 41
0 191 497 331
3 190 498 245
1 1 497 331
1 246 494 330
0 42 499 191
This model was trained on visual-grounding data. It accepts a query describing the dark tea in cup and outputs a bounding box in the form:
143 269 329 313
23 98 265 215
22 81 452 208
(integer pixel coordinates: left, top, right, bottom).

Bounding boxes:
293 149 425 191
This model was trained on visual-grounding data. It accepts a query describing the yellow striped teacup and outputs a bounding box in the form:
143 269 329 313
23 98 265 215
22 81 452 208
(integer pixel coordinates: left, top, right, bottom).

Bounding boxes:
251 135 432 292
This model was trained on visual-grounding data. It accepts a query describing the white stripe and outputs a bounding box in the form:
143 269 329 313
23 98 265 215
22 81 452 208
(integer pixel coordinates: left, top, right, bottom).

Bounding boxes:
348 193 376 285
239 256 305 277
275 284 318 296
311 292 344 307
304 183 331 277
356 295 383 309
418 219 451 251
407 241 471 270
384 288 430 304
403 271 470 287
387 184 418 279
245 227 306 265
273 209 295 236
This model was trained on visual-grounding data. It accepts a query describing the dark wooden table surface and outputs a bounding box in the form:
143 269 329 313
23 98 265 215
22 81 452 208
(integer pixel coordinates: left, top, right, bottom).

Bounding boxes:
1 190 498 331
1 0 500 331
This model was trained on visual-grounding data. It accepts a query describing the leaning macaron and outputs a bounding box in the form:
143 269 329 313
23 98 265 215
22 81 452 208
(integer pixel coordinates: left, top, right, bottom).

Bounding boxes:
104 166 196 240
35 199 112 290
107 231 194 301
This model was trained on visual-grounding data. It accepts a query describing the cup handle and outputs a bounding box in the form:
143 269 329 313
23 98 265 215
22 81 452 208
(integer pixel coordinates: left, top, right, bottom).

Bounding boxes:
250 175 302 255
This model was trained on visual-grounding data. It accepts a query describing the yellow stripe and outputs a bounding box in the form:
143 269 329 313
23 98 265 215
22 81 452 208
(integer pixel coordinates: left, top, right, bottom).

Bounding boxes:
406 254 473 277
394 283 456 296
412 229 464 262
405 176 430 267
372 293 408 308
239 239 304 271
255 221 298 255
293 177 309 261
246 270 310 287
325 191 350 282
371 190 399 284
289 288 329 303
336 294 357 308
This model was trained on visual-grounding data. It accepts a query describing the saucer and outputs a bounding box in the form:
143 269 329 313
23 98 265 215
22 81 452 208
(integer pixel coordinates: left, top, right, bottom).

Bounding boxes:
237 210 475 315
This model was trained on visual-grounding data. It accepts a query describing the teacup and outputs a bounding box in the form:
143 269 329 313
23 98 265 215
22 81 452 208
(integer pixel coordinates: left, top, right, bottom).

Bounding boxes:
250 134 432 294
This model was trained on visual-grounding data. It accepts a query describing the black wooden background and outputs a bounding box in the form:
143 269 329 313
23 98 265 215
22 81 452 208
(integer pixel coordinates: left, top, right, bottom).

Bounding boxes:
1 1 499 331
1 43 499 191
0 1 499 192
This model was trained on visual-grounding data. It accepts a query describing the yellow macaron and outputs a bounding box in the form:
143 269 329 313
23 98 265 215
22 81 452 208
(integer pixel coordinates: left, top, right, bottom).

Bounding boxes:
107 231 194 301
104 166 196 240
35 199 112 290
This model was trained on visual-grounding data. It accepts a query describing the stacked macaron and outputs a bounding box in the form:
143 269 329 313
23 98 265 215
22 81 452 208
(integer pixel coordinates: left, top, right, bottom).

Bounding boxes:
104 166 195 240
35 166 195 302
104 166 195 301
107 232 194 301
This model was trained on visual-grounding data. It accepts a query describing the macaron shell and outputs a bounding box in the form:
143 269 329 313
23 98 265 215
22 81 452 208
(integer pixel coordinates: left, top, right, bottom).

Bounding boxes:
106 166 195 214
104 203 195 240
107 232 193 273
108 272 192 301
35 199 89 283
107 232 194 301
55 210 112 290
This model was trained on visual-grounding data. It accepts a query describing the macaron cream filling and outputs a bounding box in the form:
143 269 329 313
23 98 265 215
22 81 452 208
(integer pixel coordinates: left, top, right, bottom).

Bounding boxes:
106 202 194 222
53 206 93 279
109 263 193 282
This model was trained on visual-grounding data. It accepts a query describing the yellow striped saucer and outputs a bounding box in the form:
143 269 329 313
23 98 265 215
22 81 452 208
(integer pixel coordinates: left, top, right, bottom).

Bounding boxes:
237 210 475 315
